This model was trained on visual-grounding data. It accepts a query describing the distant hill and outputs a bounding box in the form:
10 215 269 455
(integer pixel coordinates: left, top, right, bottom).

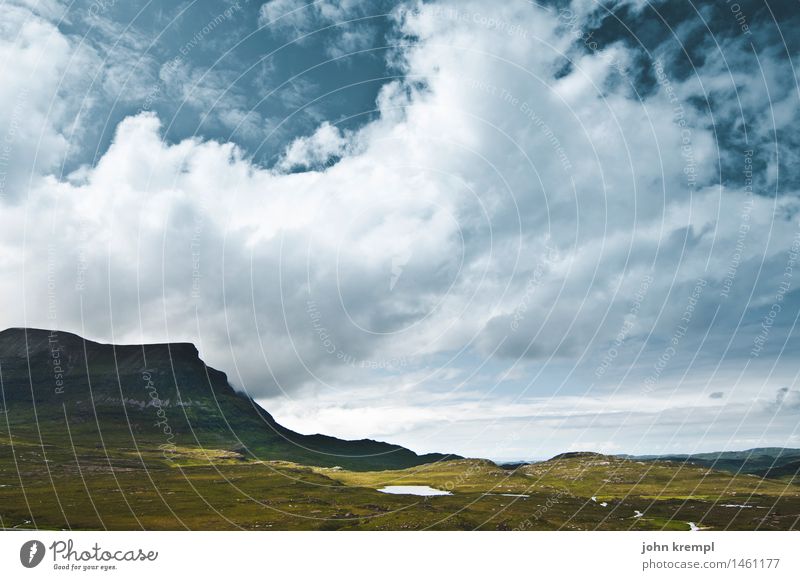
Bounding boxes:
550 451 608 460
624 448 800 479
761 459 800 480
0 328 457 471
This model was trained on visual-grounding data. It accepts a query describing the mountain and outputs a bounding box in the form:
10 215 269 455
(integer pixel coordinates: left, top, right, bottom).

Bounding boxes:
0 328 457 471
625 448 800 479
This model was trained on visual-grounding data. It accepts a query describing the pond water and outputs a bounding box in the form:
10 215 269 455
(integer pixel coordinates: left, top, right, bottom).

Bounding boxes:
377 485 452 496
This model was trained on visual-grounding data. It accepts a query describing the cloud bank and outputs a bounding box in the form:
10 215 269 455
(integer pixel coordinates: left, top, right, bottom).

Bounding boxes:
1 0 799 457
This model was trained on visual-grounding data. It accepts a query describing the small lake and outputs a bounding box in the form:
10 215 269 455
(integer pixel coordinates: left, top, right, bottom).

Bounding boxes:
377 486 452 496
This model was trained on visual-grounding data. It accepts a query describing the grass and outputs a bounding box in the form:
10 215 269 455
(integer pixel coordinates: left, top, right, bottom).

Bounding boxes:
2 436 798 531
4 330 797 530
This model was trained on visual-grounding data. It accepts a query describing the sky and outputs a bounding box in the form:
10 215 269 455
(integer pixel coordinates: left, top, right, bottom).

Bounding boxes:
1 0 799 460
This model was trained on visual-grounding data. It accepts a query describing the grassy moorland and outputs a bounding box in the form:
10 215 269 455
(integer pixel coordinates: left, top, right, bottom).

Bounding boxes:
1 328 798 531
1 441 798 531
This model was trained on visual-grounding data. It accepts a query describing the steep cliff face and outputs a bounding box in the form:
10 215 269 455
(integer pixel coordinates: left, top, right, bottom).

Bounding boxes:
0 328 457 470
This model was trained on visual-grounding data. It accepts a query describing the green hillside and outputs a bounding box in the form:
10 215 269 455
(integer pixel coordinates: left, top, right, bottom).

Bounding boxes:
0 328 455 471
629 448 800 479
